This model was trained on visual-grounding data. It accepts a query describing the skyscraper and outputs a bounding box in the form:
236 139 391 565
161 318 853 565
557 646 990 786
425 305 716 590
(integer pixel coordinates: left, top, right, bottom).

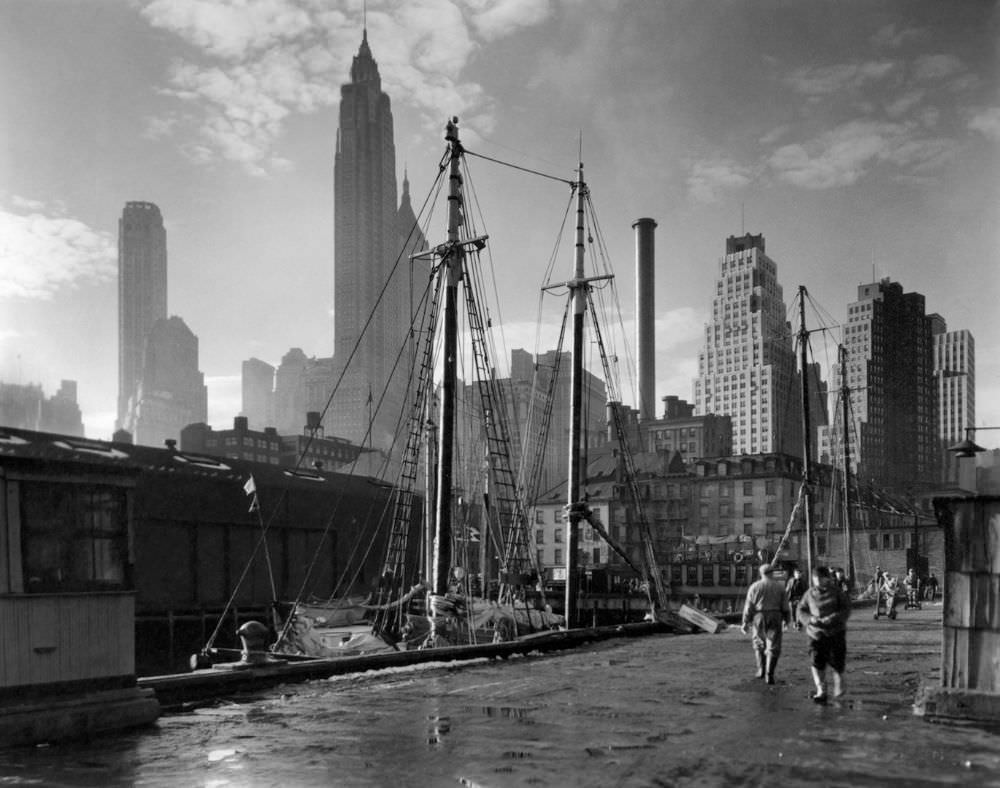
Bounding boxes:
126 316 207 447
241 357 275 430
693 234 801 457
118 201 167 430
331 30 427 449
839 279 937 494
932 315 975 483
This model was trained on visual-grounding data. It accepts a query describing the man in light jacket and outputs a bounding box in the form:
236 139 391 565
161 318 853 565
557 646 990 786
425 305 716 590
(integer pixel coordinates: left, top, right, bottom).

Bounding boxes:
741 563 791 685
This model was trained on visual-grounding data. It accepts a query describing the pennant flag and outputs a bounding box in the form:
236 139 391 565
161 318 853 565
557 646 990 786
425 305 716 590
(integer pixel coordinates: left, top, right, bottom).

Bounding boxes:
244 475 259 513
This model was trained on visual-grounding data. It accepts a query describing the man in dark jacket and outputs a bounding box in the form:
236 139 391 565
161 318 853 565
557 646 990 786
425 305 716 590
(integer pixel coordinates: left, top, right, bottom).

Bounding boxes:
784 567 807 631
797 565 851 702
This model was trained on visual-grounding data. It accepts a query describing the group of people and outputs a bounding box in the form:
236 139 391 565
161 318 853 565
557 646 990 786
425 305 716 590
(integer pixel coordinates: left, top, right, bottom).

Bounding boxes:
869 566 936 619
740 563 850 703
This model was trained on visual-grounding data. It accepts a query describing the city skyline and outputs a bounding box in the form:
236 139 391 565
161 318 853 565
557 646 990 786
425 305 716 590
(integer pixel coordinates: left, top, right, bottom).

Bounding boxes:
1 1 997 447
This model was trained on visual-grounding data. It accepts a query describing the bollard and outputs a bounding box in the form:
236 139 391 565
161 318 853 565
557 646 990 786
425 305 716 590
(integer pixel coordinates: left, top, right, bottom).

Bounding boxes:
237 621 272 665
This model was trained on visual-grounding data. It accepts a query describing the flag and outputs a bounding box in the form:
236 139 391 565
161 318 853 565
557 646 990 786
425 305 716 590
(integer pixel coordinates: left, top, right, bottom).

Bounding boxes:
244 475 259 513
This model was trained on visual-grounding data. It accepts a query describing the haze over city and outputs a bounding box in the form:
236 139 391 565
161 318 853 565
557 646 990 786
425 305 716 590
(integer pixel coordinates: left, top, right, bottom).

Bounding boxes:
2 0 998 445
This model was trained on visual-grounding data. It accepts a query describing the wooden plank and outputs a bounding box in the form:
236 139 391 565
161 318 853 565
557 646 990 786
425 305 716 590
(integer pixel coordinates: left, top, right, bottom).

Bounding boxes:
677 603 722 634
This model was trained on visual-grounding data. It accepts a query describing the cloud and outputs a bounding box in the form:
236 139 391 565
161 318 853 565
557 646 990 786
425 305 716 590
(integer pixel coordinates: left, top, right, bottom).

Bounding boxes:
687 158 754 203
465 0 553 41
767 120 953 189
142 0 315 60
0 201 116 300
969 107 1000 141
912 54 965 82
784 61 896 99
885 89 924 118
870 23 926 50
140 0 550 174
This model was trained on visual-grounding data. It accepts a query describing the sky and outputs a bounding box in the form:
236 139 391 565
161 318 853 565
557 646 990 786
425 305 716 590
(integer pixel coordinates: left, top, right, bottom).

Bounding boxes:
1 0 998 450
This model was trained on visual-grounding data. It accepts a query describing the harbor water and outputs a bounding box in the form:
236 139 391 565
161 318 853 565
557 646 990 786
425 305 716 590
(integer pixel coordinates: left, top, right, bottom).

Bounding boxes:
1 605 998 787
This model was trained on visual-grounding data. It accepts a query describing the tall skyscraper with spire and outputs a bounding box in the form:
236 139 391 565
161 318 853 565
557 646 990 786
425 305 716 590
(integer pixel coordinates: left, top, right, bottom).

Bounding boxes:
693 233 802 457
117 201 167 431
332 29 426 448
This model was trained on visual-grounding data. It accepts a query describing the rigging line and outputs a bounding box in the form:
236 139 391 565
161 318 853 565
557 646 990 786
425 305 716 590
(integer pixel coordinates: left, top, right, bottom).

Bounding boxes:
279 237 443 624
214 157 452 651
306 149 450 465
541 191 577 287
465 148 575 186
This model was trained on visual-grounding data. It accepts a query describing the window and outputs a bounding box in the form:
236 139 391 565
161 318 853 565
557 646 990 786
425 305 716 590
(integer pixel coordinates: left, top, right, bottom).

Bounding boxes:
21 482 130 593
766 501 777 517
743 481 753 496
535 510 545 524
554 528 563 543
743 502 753 517
554 549 563 565
593 547 601 564
536 549 544 567
816 534 827 555
765 480 775 495
535 529 544 544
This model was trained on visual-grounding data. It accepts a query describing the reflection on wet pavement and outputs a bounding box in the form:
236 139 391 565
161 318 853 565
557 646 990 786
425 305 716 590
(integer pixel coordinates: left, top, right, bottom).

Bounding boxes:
0 607 998 787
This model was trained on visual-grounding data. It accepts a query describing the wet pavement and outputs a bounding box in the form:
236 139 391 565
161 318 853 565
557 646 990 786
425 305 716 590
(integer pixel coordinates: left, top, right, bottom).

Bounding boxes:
1 603 998 786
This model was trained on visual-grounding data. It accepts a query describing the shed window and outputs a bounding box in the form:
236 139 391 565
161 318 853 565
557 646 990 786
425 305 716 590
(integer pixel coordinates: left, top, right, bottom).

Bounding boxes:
20 482 130 593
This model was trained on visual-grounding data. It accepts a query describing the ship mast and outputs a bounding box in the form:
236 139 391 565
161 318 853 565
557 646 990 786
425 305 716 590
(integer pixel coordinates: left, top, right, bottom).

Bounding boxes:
432 118 465 595
564 162 588 626
839 344 855 588
797 285 815 577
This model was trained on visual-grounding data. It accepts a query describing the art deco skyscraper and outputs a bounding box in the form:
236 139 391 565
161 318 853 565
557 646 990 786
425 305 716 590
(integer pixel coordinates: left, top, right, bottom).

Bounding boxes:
332 30 426 448
118 201 167 430
693 234 801 457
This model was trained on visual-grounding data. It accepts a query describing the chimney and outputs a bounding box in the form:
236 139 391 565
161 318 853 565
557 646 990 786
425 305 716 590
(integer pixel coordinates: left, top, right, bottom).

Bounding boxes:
633 217 657 422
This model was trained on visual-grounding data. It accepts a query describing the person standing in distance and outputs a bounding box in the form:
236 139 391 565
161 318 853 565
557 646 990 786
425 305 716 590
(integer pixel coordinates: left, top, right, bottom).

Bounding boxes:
740 563 791 684
797 565 852 702
785 567 808 631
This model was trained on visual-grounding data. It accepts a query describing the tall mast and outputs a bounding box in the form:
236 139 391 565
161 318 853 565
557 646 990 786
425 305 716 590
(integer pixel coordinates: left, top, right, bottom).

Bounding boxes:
839 344 855 588
565 162 587 626
432 118 465 596
797 285 814 577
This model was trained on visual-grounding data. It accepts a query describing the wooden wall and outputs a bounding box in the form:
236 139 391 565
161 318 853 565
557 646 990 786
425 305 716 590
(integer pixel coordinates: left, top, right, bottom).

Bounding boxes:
0 593 135 688
941 497 1000 692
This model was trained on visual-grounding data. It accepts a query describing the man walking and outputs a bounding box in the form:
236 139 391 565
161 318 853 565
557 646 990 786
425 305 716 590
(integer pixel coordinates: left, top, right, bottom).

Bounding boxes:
741 563 790 685
797 565 851 703
785 567 807 631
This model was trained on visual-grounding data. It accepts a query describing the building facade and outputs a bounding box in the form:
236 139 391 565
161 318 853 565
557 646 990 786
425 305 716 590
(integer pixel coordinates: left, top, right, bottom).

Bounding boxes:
118 201 167 431
932 316 975 484
241 358 275 430
0 380 85 437
838 279 937 494
642 394 733 461
693 234 801 457
331 31 428 449
125 316 207 448
181 417 283 465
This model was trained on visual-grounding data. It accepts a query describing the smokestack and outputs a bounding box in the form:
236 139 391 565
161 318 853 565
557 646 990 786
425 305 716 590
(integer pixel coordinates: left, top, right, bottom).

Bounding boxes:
633 217 657 421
